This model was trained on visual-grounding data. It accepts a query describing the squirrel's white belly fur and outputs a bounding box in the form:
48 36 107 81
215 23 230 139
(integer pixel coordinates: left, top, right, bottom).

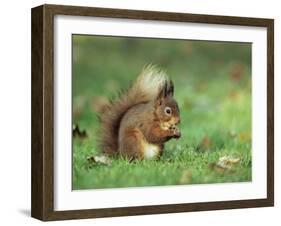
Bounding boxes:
143 143 160 159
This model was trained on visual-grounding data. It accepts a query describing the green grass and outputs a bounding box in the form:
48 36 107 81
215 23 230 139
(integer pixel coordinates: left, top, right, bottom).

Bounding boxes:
72 35 252 190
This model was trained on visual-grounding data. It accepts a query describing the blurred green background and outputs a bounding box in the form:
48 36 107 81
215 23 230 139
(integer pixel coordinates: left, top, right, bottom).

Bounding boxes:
72 35 252 189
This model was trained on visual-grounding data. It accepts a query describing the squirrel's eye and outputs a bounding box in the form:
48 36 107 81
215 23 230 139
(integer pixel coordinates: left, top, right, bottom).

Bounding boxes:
165 107 172 115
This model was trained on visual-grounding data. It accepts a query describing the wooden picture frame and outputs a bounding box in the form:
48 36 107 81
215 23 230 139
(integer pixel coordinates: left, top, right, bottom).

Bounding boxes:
31 4 274 221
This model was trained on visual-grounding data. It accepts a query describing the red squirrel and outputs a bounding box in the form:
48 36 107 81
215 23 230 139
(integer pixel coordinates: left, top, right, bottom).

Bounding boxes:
98 65 181 160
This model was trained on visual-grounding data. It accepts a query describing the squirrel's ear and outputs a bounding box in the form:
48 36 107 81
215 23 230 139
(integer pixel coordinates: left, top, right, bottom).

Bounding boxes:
167 80 174 97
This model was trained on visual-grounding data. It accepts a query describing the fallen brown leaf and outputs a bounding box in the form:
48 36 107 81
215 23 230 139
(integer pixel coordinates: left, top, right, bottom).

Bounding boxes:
209 155 241 173
87 155 112 166
217 156 240 169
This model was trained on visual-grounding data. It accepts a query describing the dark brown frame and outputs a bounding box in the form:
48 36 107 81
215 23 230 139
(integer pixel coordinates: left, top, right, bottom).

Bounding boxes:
31 4 274 221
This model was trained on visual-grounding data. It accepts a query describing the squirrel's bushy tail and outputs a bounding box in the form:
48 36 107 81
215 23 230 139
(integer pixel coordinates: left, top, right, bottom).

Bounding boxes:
98 65 167 155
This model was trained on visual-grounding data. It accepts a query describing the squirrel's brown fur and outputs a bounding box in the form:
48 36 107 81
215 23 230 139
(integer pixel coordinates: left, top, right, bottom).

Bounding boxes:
98 65 181 160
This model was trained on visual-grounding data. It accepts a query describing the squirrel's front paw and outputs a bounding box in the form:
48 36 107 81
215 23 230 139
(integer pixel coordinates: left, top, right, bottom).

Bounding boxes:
173 127 181 139
169 125 181 139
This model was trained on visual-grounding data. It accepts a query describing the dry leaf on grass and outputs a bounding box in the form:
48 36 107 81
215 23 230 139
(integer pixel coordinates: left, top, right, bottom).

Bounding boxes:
87 155 112 166
209 155 241 173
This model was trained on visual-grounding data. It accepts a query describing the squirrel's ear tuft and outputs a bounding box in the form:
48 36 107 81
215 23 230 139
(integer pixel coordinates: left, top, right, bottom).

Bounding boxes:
163 81 168 97
166 80 174 97
155 82 167 105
